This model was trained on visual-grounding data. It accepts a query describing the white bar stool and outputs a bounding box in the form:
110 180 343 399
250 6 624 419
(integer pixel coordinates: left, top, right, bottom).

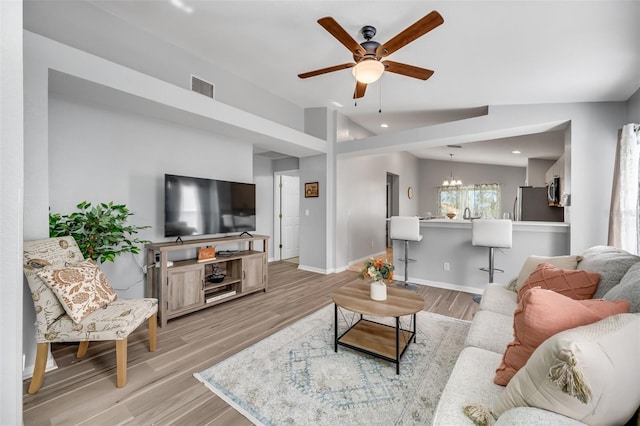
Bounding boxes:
471 219 512 283
390 216 423 290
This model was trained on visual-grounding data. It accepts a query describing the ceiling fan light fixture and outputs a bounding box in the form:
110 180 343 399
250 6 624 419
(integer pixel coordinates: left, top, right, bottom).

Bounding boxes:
352 59 384 84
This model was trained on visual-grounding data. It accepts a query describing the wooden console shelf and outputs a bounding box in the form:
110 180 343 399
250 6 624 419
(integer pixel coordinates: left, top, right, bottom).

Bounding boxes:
145 234 269 326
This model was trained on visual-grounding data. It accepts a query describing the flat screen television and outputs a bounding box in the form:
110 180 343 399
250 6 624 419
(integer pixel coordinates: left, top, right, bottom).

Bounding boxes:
164 174 256 237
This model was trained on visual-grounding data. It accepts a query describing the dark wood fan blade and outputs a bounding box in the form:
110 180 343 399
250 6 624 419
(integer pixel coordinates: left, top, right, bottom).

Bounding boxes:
318 17 365 57
298 63 356 79
376 11 444 57
353 81 367 99
383 60 434 80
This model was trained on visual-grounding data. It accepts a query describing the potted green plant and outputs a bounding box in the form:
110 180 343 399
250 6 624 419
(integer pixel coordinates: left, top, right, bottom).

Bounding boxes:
49 201 150 263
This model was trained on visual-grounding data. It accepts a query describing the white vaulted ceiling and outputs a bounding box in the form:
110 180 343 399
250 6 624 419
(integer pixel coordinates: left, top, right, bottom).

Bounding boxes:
24 0 640 166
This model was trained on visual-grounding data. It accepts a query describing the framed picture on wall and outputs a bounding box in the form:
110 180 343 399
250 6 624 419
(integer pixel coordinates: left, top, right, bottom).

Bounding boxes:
305 182 319 198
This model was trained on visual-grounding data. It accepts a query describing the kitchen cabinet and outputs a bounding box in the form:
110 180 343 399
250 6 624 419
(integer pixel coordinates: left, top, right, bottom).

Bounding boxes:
545 154 564 184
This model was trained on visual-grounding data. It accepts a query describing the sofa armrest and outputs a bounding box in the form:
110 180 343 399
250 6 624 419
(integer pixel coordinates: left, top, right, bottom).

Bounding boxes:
478 283 518 316
495 407 586 425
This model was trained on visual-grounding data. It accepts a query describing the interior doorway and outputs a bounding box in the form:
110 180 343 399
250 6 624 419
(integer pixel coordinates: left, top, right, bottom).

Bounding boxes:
386 172 399 247
274 171 300 261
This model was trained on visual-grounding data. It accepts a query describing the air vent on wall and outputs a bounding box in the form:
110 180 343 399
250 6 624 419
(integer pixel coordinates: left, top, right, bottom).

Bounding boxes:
191 75 215 99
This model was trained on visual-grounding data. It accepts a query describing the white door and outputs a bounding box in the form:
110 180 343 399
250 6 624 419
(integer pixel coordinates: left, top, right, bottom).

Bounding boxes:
280 175 300 259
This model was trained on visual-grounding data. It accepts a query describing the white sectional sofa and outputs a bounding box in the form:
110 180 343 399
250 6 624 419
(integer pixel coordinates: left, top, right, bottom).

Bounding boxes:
433 246 640 425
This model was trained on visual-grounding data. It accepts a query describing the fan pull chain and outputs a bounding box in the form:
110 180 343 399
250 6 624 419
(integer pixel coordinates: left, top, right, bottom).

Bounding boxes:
379 76 383 114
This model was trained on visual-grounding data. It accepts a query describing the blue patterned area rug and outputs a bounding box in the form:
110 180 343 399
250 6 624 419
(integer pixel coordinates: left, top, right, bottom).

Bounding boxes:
194 304 470 425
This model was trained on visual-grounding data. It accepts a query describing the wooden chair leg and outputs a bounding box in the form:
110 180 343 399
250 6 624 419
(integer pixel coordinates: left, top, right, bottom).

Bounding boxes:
28 342 49 395
77 341 89 358
148 314 157 352
115 339 127 388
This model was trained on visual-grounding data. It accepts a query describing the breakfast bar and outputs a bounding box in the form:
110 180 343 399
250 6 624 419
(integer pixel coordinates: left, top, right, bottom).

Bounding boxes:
391 219 570 294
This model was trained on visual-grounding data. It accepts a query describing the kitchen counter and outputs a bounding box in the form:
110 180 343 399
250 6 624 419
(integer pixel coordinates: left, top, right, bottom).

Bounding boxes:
420 218 569 227
392 219 570 294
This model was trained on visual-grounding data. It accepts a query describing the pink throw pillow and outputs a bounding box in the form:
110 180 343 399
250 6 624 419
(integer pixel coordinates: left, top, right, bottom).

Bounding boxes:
517 263 600 301
494 287 629 386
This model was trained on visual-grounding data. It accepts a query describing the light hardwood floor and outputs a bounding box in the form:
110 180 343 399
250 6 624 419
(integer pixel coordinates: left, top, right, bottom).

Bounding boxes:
23 261 479 425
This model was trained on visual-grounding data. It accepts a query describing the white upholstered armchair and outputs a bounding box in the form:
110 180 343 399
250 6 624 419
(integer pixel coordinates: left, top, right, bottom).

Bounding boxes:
23 236 158 394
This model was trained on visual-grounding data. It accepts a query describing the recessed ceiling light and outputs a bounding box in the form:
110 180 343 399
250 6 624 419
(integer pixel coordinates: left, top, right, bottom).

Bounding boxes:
512 150 521 154
330 101 343 108
170 0 193 13
380 123 389 128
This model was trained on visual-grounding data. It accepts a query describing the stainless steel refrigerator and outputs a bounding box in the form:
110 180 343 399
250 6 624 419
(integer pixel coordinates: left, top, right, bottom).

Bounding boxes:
513 186 564 222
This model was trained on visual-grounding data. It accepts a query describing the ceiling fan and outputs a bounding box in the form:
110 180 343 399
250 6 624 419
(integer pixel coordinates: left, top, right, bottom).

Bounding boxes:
298 11 444 99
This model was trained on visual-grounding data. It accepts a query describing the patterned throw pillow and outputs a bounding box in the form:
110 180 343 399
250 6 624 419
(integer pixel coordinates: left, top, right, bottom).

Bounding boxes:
465 314 640 426
515 255 582 291
517 263 601 301
492 314 640 425
494 287 629 386
37 260 118 324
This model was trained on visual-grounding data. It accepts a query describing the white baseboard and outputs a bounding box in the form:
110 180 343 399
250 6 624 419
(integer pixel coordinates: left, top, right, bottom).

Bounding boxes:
284 261 485 295
333 265 348 273
348 251 389 268
22 350 57 380
297 264 329 275
393 275 484 295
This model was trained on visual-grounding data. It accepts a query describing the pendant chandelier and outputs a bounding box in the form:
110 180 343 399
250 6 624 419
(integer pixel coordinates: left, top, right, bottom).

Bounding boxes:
443 154 462 187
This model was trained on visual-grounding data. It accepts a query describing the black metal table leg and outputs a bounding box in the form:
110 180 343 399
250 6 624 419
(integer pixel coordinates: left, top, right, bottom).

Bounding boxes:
334 303 338 352
396 316 400 375
413 313 417 343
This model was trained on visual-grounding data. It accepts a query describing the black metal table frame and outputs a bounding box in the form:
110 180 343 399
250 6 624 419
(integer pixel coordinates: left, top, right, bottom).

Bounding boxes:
333 303 417 374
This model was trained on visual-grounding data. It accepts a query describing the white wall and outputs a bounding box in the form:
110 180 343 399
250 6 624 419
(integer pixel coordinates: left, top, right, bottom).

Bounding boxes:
48 94 255 297
419 159 526 219
561 103 626 252
335 151 420 269
299 107 341 274
336 112 376 142
273 157 299 172
628 87 640 123
253 155 275 257
527 158 556 187
1 1 24 423
299 154 328 272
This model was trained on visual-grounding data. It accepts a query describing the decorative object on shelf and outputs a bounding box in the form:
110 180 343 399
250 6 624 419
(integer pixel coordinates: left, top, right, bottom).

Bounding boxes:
305 182 319 198
360 258 395 301
447 212 456 219
49 201 150 263
442 153 462 187
408 187 414 199
206 264 226 283
198 246 216 262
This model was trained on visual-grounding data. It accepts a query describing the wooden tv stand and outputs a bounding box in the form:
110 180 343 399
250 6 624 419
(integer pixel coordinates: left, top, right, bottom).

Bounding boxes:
145 234 269 326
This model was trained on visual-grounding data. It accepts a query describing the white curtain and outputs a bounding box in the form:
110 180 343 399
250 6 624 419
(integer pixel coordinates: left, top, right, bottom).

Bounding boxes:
608 123 640 254
437 183 501 219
